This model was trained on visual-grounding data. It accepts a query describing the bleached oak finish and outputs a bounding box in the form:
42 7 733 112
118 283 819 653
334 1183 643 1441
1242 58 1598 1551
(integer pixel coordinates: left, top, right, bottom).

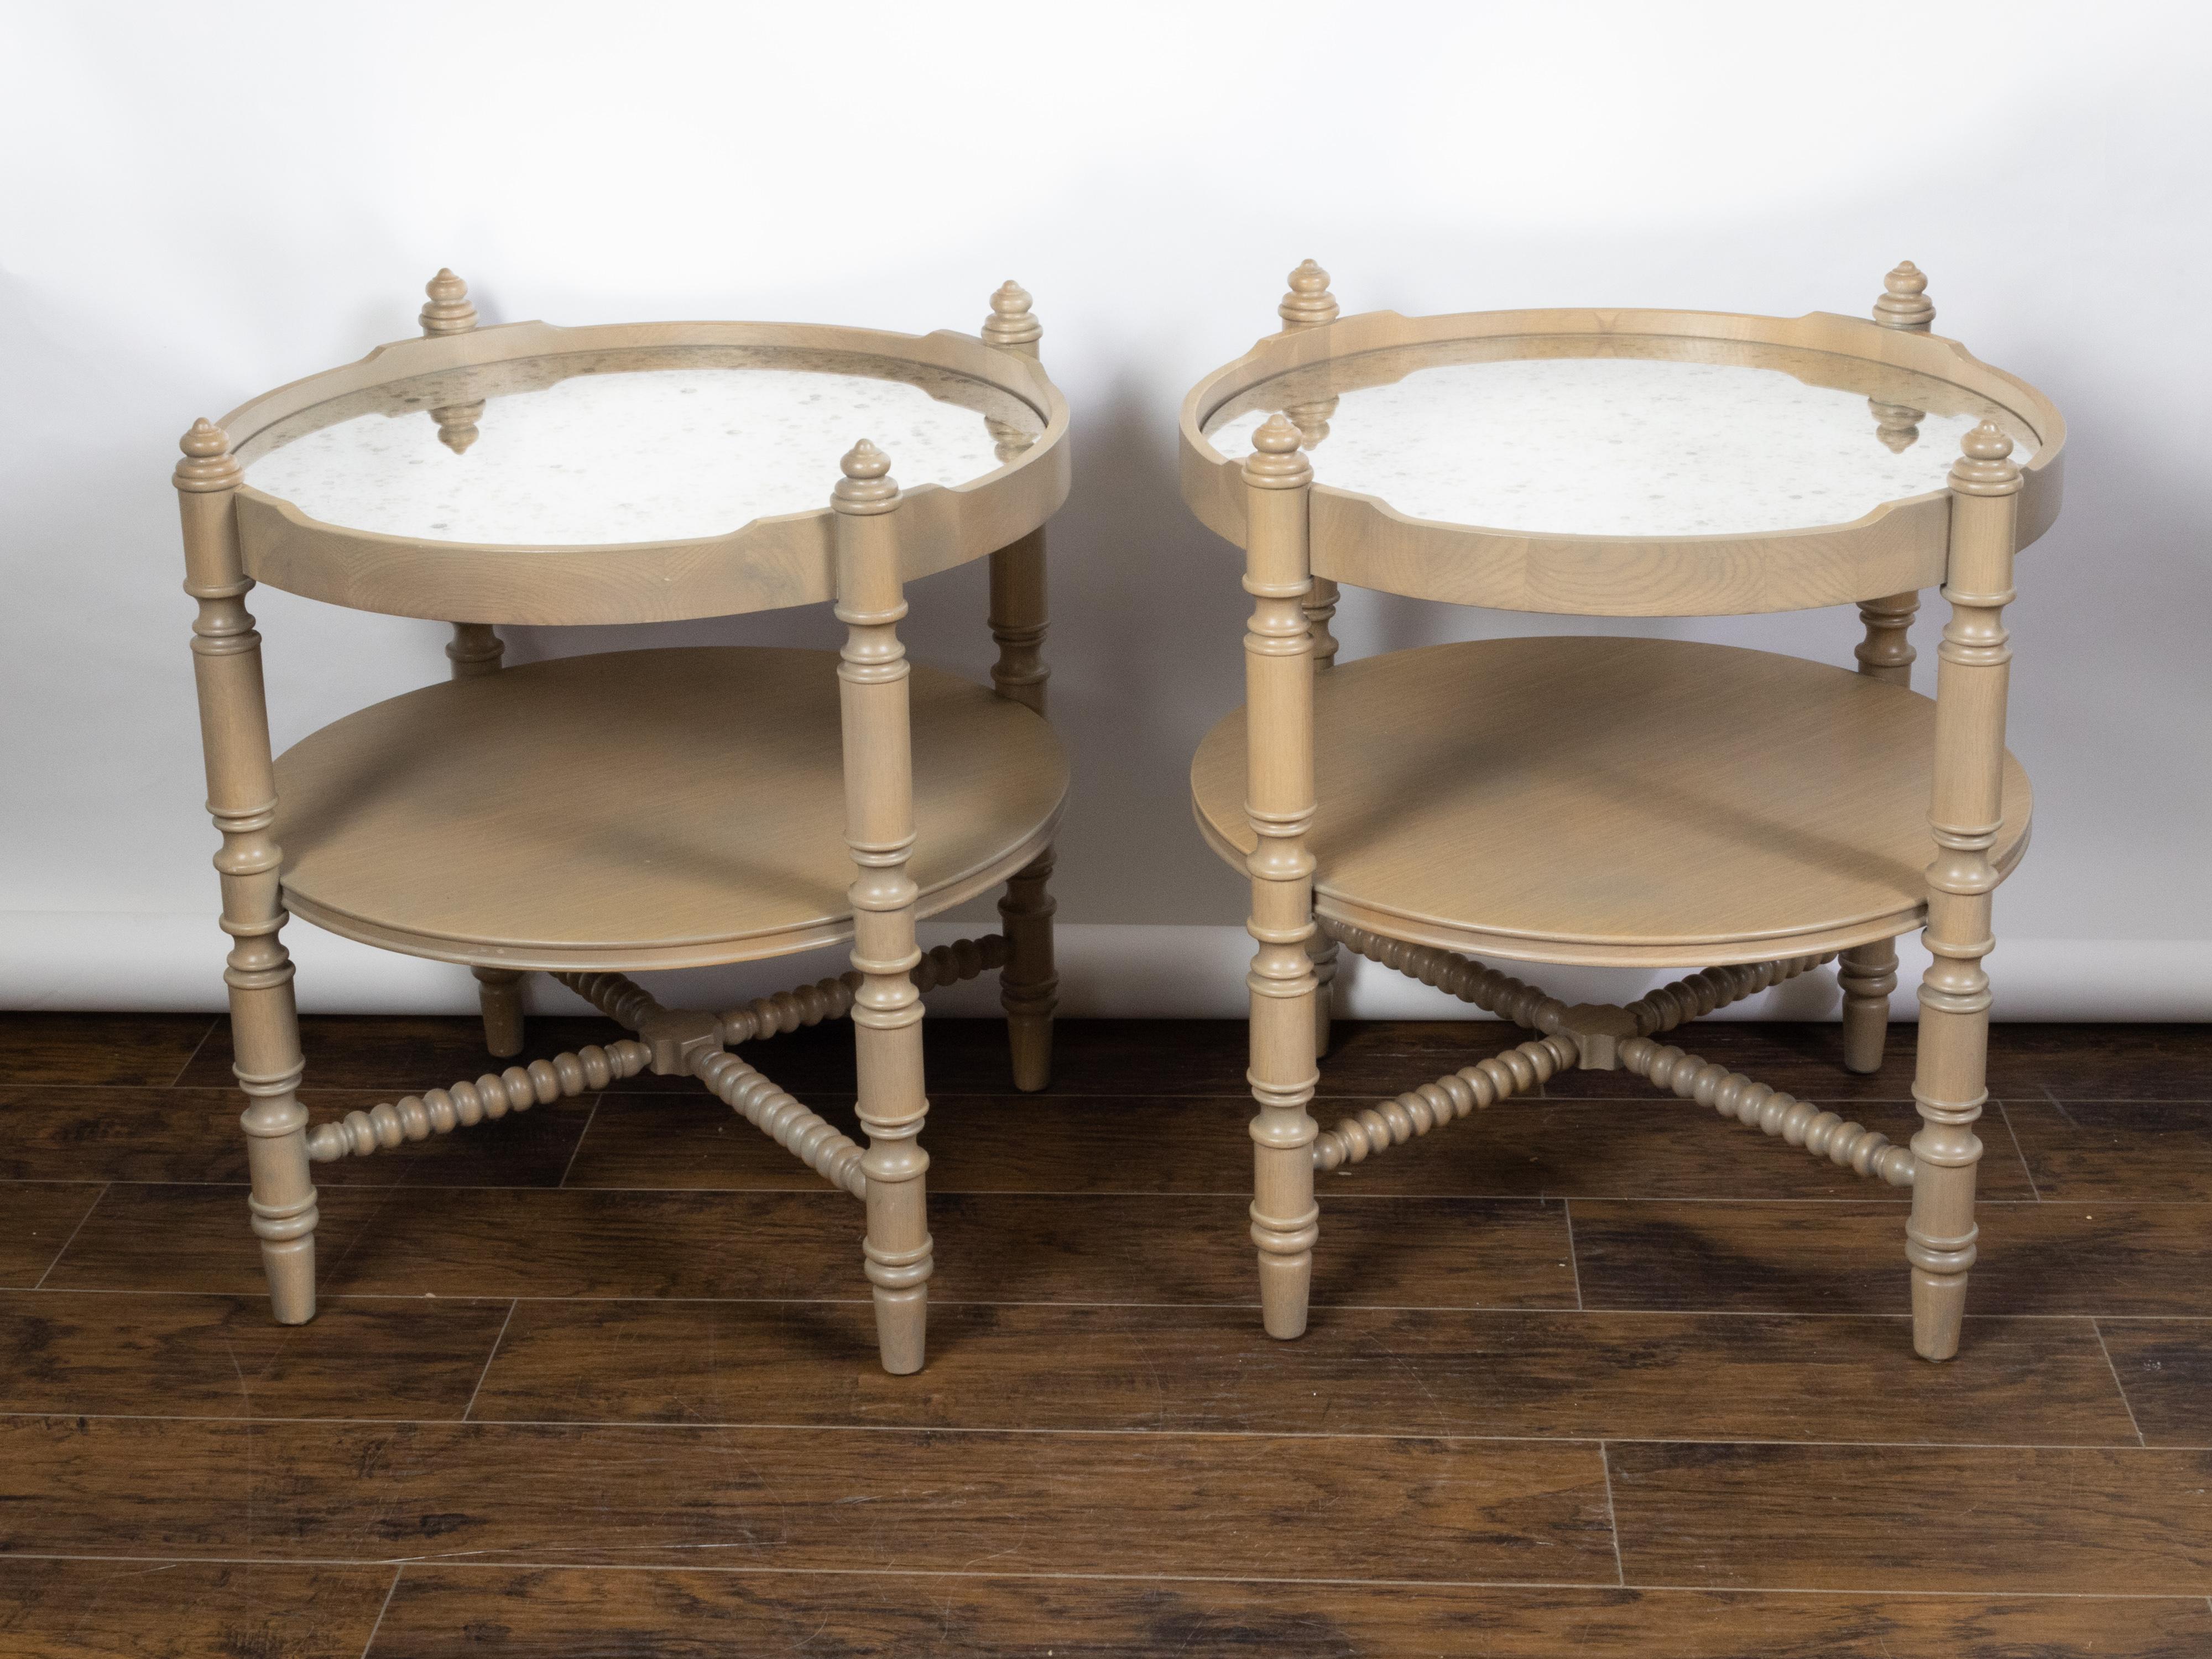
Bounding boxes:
305 1040 651 1162
834 439 935 1374
269 647 1065 971
425 275 512 1054
1277 263 1345 1060
220 319 1070 626
1191 637 2032 968
1180 304 2065 617
470 968 528 1060
715 935 1009 1045
1620 1034 1917 1186
980 280 1057 1092
176 419 318 1324
1186 270 2062 1360
1907 421 2022 1361
1836 264 1937 1077
1837 938 1900 1075
1239 414 1322 1340
1313 1034 1575 1172
179 272 1077 1367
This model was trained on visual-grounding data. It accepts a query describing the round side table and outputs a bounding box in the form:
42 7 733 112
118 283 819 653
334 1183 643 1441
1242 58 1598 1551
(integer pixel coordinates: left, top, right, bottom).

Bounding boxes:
1183 260 2064 1361
178 271 1072 1374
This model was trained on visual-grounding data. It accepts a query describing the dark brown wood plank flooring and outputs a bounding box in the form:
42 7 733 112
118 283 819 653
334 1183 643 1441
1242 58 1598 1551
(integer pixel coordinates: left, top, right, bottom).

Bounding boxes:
3 1011 2209 1656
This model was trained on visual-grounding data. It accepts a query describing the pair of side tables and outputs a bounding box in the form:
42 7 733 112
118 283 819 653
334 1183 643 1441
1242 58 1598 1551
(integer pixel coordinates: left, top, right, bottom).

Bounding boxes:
177 261 2062 1373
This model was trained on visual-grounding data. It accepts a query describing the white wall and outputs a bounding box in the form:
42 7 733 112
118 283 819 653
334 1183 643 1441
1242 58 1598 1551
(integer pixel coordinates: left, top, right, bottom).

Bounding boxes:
3 2 2208 1021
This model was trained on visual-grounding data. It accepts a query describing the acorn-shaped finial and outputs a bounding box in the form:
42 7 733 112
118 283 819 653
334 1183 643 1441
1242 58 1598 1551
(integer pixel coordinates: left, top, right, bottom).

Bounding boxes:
832 439 900 513
1279 259 1339 330
1873 260 1934 332
1949 419 2022 497
982 280 1042 353
173 418 242 493
420 268 478 336
1243 411 1313 488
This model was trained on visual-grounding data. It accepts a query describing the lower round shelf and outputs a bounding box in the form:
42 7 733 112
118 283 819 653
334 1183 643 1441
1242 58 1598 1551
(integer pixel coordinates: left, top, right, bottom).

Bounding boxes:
274 646 1067 970
1191 635 2032 968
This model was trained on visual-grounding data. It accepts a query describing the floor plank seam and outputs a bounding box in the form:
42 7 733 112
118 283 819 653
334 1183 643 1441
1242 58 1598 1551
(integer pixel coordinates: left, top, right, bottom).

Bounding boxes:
1563 1198 1585 1311
3 1552 2209 1599
357 1564 403 1659
2091 1317 2150 1447
556 1095 602 1189
1994 1098 2045 1201
27 1288 2212 1319
0 1410 2177 1451
460 1299 519 1423
1598 1441 1625 1586
166 1018 221 1088
29 1181 107 1290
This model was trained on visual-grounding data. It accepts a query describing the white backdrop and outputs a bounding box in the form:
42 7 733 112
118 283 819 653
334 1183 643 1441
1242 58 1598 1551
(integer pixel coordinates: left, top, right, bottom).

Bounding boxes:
3 2 2208 1021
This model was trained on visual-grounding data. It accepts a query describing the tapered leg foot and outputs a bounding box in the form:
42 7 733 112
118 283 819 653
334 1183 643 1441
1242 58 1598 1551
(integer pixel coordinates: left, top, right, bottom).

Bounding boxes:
1911 1268 1968 1360
259 1232 317 1324
860 1171 933 1375
1838 940 1898 1075
473 967 528 1060
1258 1250 1312 1340
1007 1016 1052 1094
999 849 1057 1093
244 1121 319 1326
872 1285 928 1375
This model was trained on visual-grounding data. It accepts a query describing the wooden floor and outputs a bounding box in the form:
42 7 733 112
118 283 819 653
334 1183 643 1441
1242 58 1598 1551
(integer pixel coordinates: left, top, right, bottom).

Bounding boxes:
3 1011 2211 1656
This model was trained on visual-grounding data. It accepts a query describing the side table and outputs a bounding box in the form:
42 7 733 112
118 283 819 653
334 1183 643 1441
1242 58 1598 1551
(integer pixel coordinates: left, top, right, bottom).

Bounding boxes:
1185 261 2064 1360
178 272 1071 1372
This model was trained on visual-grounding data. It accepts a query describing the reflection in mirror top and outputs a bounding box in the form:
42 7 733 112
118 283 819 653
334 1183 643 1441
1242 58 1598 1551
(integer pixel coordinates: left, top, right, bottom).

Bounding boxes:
240 345 1044 547
1202 337 2042 538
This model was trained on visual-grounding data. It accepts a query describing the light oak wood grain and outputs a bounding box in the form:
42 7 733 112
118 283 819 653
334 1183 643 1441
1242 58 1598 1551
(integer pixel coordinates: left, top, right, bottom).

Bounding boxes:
272 645 1066 971
1193 635 2031 968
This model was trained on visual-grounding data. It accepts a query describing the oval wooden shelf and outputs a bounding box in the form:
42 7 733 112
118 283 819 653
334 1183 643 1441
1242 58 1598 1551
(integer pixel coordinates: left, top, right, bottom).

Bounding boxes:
221 319 1072 626
1190 637 2032 968
273 647 1068 971
1179 306 2066 617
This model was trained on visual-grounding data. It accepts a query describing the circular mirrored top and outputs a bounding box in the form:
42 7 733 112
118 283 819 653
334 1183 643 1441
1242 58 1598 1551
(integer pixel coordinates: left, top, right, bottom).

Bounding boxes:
1201 340 2039 538
240 345 1042 546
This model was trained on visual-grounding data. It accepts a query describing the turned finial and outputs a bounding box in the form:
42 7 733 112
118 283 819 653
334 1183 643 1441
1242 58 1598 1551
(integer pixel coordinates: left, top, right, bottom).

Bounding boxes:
1949 420 2022 496
1869 400 1922 453
1244 411 1313 488
174 418 242 493
982 280 1042 354
833 439 900 513
1279 259 1339 330
1874 260 1934 332
420 268 478 336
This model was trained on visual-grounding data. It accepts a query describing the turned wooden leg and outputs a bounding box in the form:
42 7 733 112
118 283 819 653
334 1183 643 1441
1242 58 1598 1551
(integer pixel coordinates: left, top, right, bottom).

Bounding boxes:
1837 938 1898 1075
177 419 319 1324
835 440 932 1374
1242 413 1321 1339
998 848 1057 1092
1907 421 2021 1361
472 967 528 1060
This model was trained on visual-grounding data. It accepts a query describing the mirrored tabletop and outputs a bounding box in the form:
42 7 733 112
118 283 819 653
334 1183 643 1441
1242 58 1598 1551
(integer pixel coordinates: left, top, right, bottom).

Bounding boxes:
241 347 1041 546
1202 341 2040 538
